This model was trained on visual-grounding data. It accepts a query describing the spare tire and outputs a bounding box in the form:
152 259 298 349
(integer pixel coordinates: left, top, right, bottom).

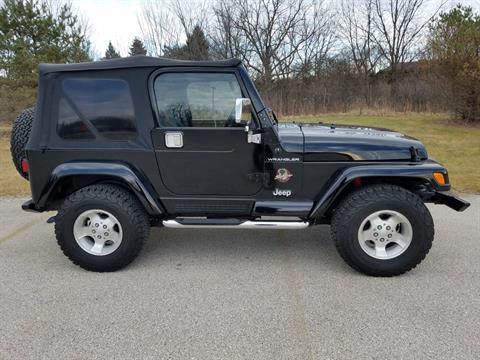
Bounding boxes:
10 107 35 180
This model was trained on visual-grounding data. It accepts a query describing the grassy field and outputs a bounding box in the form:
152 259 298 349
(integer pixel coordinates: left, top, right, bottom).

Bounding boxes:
0 112 479 196
0 126 30 196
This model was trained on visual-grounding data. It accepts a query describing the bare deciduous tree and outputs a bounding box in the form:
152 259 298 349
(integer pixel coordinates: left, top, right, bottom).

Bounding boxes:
170 0 210 37
209 1 250 61
135 0 453 114
339 0 381 106
372 0 443 101
293 0 336 79
138 0 211 57
217 0 317 86
138 0 180 56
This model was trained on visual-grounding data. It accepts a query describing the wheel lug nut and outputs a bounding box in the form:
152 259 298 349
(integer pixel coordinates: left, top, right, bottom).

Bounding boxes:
92 230 96 234
95 223 99 227
388 234 392 238
97 235 101 239
374 232 378 237
103 225 107 229
377 225 382 230
104 232 109 236
386 226 391 230
380 238 385 242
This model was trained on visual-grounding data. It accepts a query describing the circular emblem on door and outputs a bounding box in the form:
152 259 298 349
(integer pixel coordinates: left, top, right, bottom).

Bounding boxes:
274 168 293 183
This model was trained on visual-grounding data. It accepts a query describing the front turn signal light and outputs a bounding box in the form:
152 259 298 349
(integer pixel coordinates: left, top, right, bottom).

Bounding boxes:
432 172 447 186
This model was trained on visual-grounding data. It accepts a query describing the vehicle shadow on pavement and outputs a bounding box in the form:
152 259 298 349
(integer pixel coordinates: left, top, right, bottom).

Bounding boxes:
134 225 352 273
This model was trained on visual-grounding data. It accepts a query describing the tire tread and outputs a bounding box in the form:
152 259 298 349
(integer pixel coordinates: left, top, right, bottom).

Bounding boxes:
54 184 150 272
331 184 434 277
10 107 35 180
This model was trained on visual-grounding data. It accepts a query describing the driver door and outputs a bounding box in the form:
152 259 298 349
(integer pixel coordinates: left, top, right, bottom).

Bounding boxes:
151 71 264 196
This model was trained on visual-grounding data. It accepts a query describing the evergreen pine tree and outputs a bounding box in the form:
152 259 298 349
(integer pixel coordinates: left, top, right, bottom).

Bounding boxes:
186 25 210 60
129 37 147 56
104 41 121 59
164 25 210 60
0 0 90 87
429 5 480 122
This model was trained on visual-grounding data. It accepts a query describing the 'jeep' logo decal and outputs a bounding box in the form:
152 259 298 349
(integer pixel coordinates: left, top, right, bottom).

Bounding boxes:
273 188 292 197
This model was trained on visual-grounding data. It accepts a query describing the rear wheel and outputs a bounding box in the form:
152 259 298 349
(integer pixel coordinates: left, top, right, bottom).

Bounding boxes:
10 107 35 179
55 184 150 272
331 184 434 277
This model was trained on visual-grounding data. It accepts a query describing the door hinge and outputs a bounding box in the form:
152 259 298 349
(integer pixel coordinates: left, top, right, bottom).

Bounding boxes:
247 131 262 144
245 125 263 144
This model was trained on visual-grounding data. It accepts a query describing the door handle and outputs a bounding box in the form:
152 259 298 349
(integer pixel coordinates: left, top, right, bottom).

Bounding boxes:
165 132 183 148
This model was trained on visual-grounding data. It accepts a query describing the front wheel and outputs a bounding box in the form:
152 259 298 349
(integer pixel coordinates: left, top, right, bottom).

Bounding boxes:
55 184 150 272
331 184 434 277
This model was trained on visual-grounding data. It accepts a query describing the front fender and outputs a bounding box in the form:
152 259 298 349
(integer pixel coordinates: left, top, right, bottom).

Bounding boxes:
309 161 451 219
35 162 164 215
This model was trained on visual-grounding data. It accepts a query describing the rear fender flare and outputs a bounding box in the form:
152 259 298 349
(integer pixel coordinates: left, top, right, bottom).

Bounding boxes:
37 162 164 215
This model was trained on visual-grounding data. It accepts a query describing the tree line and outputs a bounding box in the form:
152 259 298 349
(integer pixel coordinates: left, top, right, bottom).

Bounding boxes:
1 0 479 123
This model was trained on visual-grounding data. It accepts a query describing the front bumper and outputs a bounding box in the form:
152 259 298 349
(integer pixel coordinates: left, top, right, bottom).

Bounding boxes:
433 191 470 212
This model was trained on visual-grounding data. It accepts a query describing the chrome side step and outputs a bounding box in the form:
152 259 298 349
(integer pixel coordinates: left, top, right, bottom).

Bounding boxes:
162 218 310 230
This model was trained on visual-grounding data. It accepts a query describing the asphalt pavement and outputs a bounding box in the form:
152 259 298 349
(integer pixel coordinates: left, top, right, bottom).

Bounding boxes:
0 195 479 359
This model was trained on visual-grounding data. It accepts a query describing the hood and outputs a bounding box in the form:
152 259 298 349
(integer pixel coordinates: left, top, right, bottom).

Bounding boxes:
276 123 428 161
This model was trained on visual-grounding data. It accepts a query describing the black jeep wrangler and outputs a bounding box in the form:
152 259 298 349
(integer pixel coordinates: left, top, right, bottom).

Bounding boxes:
10 56 470 276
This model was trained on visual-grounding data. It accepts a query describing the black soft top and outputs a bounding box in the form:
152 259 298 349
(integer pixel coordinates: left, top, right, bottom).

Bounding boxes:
39 55 242 74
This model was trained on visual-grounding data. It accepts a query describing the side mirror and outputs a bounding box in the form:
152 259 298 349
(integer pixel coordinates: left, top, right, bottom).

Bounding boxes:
235 98 252 125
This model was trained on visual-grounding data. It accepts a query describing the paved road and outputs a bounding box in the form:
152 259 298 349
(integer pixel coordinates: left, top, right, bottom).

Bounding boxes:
0 196 479 359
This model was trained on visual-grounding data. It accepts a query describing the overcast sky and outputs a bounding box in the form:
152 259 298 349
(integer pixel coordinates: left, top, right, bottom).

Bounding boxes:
73 0 480 58
74 0 144 57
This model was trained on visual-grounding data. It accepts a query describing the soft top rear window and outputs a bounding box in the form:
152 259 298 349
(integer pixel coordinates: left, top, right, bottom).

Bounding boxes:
57 78 137 140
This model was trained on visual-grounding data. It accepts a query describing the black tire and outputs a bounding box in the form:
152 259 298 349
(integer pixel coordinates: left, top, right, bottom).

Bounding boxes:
55 184 150 272
331 184 434 277
10 107 35 180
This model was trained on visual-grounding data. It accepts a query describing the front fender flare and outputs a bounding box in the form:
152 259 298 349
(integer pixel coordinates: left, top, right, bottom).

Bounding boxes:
37 162 164 215
309 161 449 219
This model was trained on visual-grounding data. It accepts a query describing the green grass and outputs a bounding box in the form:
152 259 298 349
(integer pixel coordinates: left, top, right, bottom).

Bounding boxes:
0 135 30 196
0 112 479 197
283 112 480 193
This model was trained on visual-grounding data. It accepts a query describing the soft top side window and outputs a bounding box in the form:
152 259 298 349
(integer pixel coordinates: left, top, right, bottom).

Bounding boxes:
57 78 137 140
153 72 244 128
